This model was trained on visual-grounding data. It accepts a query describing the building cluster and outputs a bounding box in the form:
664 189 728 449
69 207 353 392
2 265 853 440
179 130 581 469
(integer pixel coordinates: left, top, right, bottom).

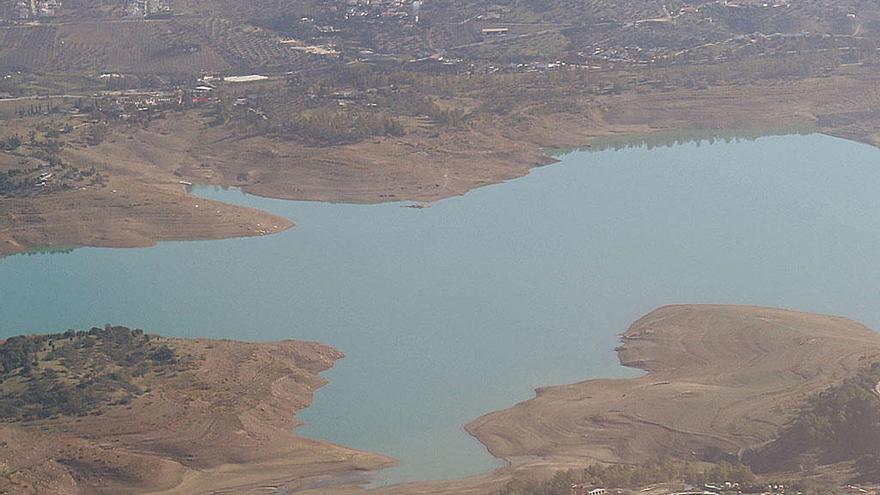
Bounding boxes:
570 481 879 495
342 0 418 22
1 0 171 19
112 91 180 113
126 0 171 18
695 482 878 495
300 0 424 35
3 0 62 20
571 486 606 495
721 0 791 7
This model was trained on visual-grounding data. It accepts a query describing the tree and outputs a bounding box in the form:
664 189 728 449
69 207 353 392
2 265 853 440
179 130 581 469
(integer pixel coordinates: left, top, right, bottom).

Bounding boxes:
150 345 176 363
2 135 21 151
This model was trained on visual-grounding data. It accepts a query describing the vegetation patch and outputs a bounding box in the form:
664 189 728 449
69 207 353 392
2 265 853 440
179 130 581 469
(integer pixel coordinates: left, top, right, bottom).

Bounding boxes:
0 326 190 420
747 363 880 481
495 459 758 495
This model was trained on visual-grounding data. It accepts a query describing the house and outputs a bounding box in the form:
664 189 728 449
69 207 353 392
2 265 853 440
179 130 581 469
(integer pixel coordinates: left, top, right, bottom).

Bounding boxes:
193 86 214 98
570 484 606 495
481 27 509 36
223 75 269 83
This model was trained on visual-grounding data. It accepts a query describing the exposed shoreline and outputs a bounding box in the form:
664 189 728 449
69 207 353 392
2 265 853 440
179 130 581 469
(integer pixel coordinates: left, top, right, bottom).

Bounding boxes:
463 305 880 482
3 69 880 257
5 71 880 494
3 309 880 494
0 335 394 495
322 304 880 495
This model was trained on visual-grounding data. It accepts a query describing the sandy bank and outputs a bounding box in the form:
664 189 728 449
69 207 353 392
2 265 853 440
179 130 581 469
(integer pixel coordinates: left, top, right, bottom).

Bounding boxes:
465 305 880 478
308 305 880 495
4 69 880 256
0 337 394 495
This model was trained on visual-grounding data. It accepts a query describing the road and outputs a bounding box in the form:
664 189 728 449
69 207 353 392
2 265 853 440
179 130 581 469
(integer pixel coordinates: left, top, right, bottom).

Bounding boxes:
0 94 92 102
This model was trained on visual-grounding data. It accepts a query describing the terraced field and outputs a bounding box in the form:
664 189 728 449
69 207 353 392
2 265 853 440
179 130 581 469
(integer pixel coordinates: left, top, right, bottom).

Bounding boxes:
0 18 311 75
2 0 879 77
179 17 310 71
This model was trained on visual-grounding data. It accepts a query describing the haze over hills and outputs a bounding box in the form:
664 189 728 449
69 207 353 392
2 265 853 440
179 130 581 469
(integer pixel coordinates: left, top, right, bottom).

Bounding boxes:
0 0 879 77
3 1 880 255
2 1 880 494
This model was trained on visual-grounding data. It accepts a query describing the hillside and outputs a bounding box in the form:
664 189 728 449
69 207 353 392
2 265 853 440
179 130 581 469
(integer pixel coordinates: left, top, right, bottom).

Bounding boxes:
746 362 880 481
0 327 393 494
3 0 880 255
1 0 880 77
466 306 880 480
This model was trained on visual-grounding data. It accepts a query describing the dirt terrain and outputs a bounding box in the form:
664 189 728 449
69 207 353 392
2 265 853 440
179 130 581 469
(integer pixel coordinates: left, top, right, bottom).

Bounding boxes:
0 337 393 495
4 67 880 257
0 179 291 256
84 70 880 205
466 305 880 479
5 306 878 495
292 305 880 495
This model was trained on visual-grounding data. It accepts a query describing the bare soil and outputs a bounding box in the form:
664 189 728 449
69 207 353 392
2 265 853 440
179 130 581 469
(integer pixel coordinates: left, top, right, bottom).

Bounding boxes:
0 338 394 495
5 69 880 256
466 305 880 479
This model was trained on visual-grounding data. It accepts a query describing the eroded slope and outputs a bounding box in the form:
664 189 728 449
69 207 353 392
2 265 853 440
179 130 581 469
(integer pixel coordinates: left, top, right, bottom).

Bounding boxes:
0 328 393 495
467 305 880 474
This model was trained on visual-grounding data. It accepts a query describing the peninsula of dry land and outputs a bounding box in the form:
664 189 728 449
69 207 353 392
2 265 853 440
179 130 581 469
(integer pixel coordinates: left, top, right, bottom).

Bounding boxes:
4 67 880 257
0 326 393 495
4 308 880 495
294 305 880 495
465 305 880 487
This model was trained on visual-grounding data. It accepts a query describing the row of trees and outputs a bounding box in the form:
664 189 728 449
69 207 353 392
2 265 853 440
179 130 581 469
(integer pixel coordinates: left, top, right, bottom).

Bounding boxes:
12 103 61 118
497 460 757 495
277 108 404 145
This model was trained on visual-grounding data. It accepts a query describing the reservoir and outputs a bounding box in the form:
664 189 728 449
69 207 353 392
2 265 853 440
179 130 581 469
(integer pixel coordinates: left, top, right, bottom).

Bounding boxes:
2 133 880 484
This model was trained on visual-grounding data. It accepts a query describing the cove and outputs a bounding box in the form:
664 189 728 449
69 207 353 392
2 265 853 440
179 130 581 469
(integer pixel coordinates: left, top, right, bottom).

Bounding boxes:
2 134 880 485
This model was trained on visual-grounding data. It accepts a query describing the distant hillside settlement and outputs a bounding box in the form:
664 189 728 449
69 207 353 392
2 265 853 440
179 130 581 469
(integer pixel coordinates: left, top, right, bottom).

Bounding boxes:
1 0 60 19
0 0 169 19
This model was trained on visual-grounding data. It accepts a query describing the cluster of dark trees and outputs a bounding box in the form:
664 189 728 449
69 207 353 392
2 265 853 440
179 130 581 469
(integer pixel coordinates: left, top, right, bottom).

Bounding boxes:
496 460 757 495
361 89 469 127
0 162 98 197
746 362 880 481
0 325 178 421
31 138 63 167
278 108 404 145
1 325 151 375
13 103 60 117
0 126 103 196
0 334 44 374
1 134 21 151
0 371 111 419
0 166 32 195
322 64 417 93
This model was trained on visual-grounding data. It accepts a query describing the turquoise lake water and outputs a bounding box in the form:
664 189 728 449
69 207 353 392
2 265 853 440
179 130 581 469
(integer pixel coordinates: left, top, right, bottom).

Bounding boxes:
2 134 880 484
